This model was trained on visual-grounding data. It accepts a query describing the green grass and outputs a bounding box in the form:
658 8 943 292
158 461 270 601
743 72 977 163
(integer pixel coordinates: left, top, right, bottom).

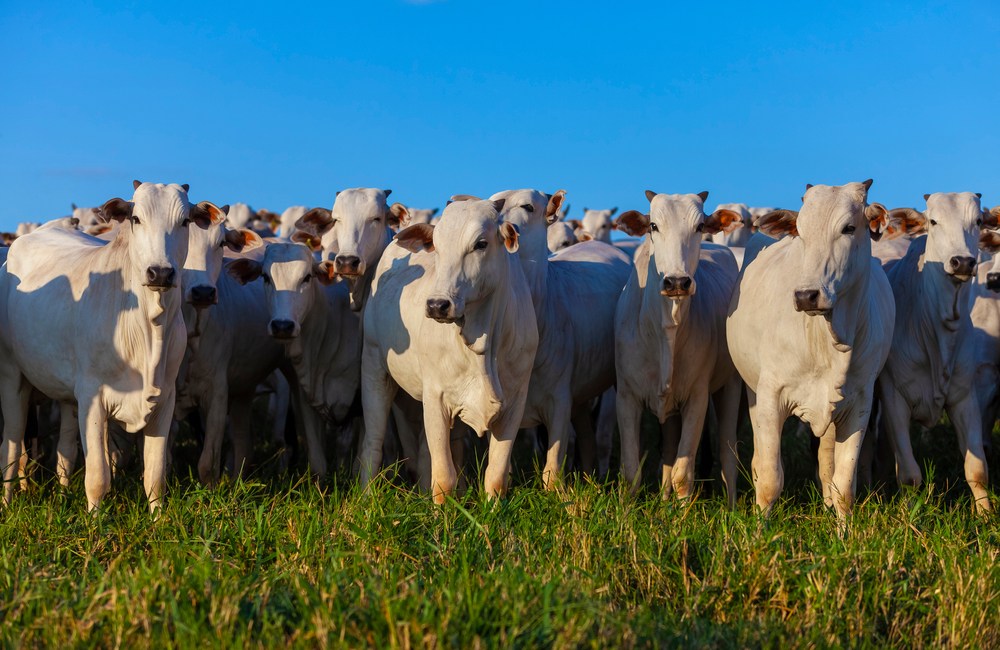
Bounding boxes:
2 416 1000 648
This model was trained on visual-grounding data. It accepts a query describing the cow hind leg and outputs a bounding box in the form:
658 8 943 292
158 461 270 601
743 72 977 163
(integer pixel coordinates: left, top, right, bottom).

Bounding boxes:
876 382 922 489
541 395 573 490
660 415 680 500
571 405 598 476
229 396 254 479
197 390 229 486
673 390 711 501
948 395 992 513
715 378 742 509
0 380 30 506
594 388 617 480
616 390 644 494
55 401 79 487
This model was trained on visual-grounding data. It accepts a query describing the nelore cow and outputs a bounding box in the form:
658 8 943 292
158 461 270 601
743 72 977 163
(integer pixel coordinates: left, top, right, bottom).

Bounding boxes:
359 199 538 502
615 191 743 505
0 181 225 512
727 180 897 520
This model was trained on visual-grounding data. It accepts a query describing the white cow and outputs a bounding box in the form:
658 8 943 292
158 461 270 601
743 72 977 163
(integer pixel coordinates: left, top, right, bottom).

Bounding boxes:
710 203 754 248
479 189 631 486
546 220 591 253
876 192 993 512
228 241 361 478
579 208 618 243
404 208 440 226
358 199 538 502
727 180 897 519
615 192 743 505
970 223 1000 446
293 188 409 311
276 206 308 239
72 204 105 232
0 181 224 511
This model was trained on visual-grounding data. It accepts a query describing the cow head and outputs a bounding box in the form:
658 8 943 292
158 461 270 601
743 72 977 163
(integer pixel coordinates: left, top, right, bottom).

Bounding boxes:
103 181 225 293
710 203 753 245
977 209 1000 292
547 221 579 253
481 189 564 262
72 206 105 232
294 188 405 278
755 180 891 315
403 207 439 227
917 192 988 283
580 207 618 243
183 206 263 308
617 190 741 299
226 242 336 340
396 199 518 334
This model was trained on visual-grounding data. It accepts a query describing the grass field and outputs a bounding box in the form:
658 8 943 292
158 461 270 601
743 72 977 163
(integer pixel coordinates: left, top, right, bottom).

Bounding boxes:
2 418 999 648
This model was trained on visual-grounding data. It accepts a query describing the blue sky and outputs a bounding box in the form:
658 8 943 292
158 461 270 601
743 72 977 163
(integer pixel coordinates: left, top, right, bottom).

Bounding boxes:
1 1 998 228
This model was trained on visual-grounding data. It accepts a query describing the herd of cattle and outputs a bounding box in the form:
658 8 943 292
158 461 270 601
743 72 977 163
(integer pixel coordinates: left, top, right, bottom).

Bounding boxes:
1 179 998 521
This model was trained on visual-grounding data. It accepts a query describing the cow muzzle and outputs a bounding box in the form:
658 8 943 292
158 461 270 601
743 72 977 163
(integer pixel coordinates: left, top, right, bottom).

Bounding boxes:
793 289 831 315
145 266 177 290
188 285 217 308
269 319 299 340
988 272 1000 292
426 297 462 324
334 254 362 276
949 256 976 282
661 275 693 298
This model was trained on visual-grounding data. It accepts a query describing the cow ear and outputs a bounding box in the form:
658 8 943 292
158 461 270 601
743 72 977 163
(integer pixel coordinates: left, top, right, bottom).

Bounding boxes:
499 222 519 253
226 258 263 285
703 208 743 235
190 201 227 229
577 231 593 242
100 198 133 223
616 210 651 237
290 230 324 252
544 190 567 225
609 206 618 216
395 223 435 253
224 227 263 253
314 260 338 285
696 191 709 203
492 198 506 214
755 209 799 238
71 202 77 211
389 202 410 229
1 233 15 246
644 190 657 203
979 229 1000 254
429 207 439 218
181 183 190 192
449 194 481 203
886 208 926 237
865 203 890 241
133 180 142 190
923 193 931 201
984 207 1000 229
295 207 334 236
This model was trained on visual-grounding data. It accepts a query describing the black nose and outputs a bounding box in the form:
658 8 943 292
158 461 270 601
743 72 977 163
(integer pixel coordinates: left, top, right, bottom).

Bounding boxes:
269 319 296 339
426 298 452 320
334 254 361 275
794 289 821 312
661 276 693 296
987 273 1000 292
950 256 976 277
146 266 176 288
189 285 217 306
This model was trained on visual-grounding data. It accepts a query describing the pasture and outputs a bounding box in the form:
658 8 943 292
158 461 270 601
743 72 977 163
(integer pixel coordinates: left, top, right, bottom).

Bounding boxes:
3 418 998 648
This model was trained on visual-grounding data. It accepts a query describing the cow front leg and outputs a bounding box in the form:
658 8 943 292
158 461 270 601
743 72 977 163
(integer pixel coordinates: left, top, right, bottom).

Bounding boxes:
876 380 922 489
423 395 456 504
55 401 79 488
78 392 111 512
484 417 520 500
0 380 30 506
594 388 617 480
673 389 712 501
616 389 644 494
197 387 229 486
947 394 992 513
143 394 175 515
571 404 598 476
830 414 867 521
715 378 742 509
541 393 573 490
748 387 785 516
229 396 254 479
660 415 680 499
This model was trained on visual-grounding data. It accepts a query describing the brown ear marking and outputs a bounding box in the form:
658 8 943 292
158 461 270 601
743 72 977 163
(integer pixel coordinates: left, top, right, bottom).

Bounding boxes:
389 202 410 228
224 227 263 253
865 203 889 241
755 209 799 238
395 223 435 254
886 207 927 237
190 201 226 228
703 208 743 235
290 230 323 252
983 206 1000 229
616 210 650 237
100 198 133 223
979 229 1000 254
499 221 520 253
226 258 263 285
545 190 567 224
567 219 583 230
314 260 338 285
295 207 334 236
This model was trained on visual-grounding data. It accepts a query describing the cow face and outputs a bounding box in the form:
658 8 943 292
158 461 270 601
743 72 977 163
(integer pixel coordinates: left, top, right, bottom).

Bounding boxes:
486 189 564 260
923 192 986 283
227 243 335 340
547 221 579 253
73 206 104 232
102 182 225 293
757 181 889 315
617 191 741 299
183 211 262 308
580 208 618 243
404 208 439 227
295 188 407 278
396 199 518 324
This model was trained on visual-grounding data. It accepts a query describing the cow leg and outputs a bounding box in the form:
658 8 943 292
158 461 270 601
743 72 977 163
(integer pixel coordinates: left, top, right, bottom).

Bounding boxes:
78 392 111 512
947 394 992 513
857 404 877 491
616 389 644 494
715 378 742 509
229 397 253 479
673 389 711 501
143 395 174 514
358 353 398 487
876 381 922 489
595 388 617 480
294 393 328 479
748 387 785 516
56 401 79 487
541 393 573 490
391 394 424 483
660 415 680 499
830 415 867 521
818 423 836 507
571 405 598 476
0 381 30 506
197 388 228 486
450 424 469 492
423 396 456 504
484 420 518 500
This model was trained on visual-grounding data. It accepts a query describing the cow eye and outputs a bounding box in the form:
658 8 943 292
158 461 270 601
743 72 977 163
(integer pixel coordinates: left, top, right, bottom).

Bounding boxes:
473 240 488 251
373 216 382 223
695 223 704 233
976 218 983 227
930 219 938 226
842 224 856 235
649 222 658 232
129 216 140 225
301 275 312 284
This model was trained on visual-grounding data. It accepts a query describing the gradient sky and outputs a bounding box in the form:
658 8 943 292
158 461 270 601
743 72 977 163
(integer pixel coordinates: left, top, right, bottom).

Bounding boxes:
1 1 998 229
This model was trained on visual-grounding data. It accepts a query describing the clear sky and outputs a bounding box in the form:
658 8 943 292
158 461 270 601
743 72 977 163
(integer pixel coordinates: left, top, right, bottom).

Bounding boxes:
1 1 997 229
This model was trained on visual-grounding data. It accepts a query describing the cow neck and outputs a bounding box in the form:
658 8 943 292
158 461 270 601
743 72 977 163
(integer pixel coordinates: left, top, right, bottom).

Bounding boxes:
910 250 968 407
638 249 689 403
104 227 183 411
345 226 392 312
286 280 337 417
